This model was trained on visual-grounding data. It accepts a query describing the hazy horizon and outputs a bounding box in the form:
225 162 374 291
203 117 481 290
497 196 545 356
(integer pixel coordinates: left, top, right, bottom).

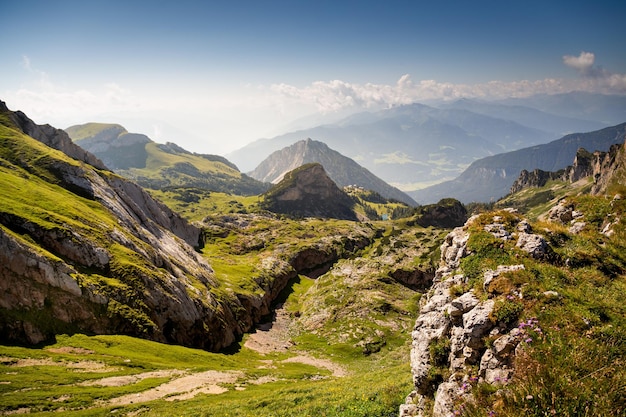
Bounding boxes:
1 0 625 155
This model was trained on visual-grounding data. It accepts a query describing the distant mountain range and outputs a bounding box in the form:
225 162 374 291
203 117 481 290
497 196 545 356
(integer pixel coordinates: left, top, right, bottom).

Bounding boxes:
66 123 269 195
228 92 626 193
411 122 626 204
250 138 416 206
65 92 626 206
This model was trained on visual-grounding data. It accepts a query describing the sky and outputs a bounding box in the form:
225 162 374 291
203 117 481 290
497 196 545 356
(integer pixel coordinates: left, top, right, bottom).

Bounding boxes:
1 0 626 155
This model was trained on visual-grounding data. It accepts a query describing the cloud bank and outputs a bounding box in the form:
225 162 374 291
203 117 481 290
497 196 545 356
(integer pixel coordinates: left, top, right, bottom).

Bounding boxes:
272 52 626 113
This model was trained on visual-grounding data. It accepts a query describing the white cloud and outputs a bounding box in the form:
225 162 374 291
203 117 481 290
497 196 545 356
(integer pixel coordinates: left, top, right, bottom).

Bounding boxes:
3 57 147 127
270 75 573 113
271 52 626 113
6 83 139 127
562 50 626 91
563 51 595 73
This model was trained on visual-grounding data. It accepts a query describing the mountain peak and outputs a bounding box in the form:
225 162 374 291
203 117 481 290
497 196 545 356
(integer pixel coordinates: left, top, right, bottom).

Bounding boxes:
249 138 417 206
260 163 358 220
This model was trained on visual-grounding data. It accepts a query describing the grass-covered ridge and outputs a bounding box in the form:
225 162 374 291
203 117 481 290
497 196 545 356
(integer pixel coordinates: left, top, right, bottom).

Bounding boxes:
119 142 269 195
66 123 269 195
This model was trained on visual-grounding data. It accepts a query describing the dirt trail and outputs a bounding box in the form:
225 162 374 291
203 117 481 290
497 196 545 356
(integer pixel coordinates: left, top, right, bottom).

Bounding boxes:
244 305 348 378
244 305 294 353
97 307 347 407
103 370 244 406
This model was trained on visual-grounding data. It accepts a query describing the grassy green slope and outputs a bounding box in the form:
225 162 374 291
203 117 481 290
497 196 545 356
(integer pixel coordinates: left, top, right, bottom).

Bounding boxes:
0 115 156 338
0 112 237 348
0 115 117 243
122 142 270 194
67 123 268 195
0 332 411 416
65 123 125 141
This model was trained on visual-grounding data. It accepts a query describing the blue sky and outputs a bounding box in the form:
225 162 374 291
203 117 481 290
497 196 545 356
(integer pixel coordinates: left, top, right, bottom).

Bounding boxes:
1 0 625 154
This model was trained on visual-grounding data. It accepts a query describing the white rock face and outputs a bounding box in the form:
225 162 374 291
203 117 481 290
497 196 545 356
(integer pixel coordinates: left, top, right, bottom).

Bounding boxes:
401 214 541 417
516 233 548 258
439 228 470 270
548 201 575 223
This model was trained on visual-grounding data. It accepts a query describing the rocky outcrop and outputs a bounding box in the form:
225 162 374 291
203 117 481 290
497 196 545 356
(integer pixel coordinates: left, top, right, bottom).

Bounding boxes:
413 198 467 228
510 142 626 195
400 211 550 417
261 163 358 220
509 168 565 194
590 140 626 195
2 101 107 171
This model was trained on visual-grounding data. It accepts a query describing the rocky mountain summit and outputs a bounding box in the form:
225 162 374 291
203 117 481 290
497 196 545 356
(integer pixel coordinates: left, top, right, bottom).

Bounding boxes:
250 138 416 206
65 123 152 170
260 163 359 220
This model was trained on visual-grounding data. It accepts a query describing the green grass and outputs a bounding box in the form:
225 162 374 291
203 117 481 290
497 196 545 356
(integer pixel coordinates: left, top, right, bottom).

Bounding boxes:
65 122 124 141
119 143 268 195
0 331 411 416
495 178 593 220
141 143 236 176
0 333 264 414
142 365 411 417
148 189 260 222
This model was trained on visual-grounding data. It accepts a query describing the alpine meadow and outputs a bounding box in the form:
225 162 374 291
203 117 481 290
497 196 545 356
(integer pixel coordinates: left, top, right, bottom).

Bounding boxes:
1 1 626 416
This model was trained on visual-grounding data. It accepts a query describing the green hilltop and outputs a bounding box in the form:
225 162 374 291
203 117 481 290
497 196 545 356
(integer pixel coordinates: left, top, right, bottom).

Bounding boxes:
66 122 269 195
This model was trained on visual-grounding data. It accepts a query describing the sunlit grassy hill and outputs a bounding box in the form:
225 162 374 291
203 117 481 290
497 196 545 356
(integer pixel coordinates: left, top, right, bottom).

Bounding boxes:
66 122 269 195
